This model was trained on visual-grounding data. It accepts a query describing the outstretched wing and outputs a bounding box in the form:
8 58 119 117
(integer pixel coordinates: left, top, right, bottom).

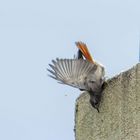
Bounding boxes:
48 58 97 90
75 42 94 63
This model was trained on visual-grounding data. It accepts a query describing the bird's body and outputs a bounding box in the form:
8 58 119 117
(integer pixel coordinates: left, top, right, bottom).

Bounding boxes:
48 42 105 112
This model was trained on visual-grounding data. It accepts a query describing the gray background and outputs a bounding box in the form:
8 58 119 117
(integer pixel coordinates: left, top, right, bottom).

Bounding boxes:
0 0 139 140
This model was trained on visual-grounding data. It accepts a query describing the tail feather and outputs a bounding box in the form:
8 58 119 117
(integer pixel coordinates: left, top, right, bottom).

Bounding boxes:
75 42 94 63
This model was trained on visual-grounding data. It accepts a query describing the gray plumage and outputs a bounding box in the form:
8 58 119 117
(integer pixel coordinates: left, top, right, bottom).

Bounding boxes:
48 58 105 93
48 42 105 112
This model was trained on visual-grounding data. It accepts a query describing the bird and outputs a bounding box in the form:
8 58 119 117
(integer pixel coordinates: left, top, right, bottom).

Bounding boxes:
47 42 105 112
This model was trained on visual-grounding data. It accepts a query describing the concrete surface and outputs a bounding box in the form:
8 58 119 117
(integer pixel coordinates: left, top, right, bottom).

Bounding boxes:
75 63 140 140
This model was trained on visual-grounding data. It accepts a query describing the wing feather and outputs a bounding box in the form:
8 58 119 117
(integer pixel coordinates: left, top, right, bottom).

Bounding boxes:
48 59 97 90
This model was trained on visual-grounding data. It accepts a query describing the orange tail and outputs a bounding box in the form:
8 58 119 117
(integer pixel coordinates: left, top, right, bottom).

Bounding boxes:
75 42 94 63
